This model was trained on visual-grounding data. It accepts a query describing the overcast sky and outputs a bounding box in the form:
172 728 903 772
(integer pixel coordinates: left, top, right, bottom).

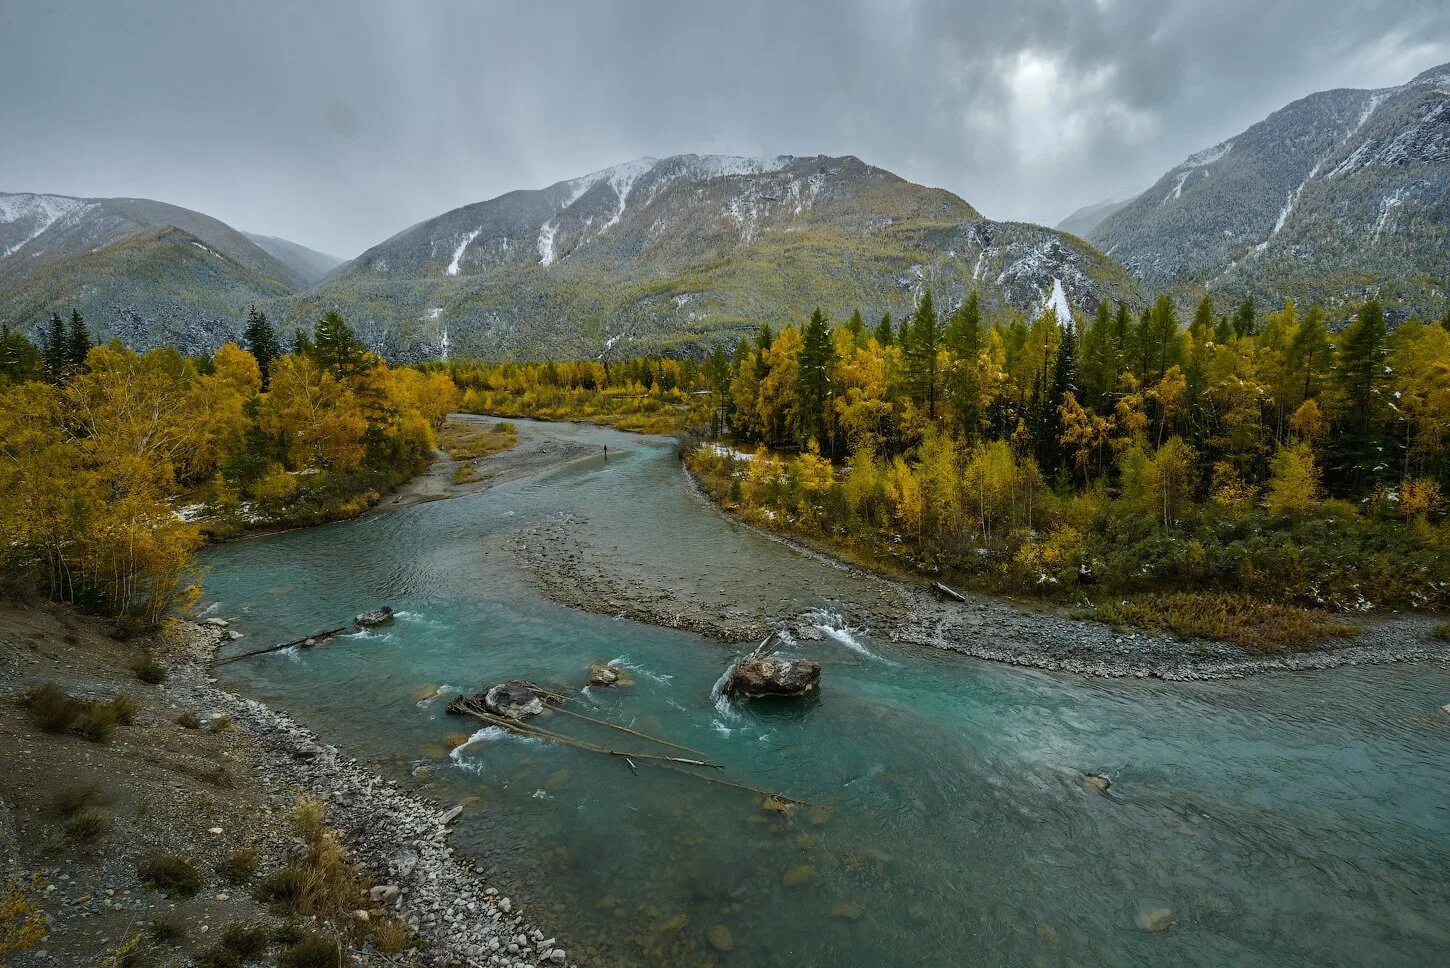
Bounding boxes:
2 0 1447 257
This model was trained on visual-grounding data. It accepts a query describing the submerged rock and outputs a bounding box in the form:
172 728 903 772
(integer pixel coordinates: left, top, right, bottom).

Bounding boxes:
1134 901 1174 932
586 660 633 687
781 864 815 886
728 654 821 698
707 923 734 951
354 606 395 628
1084 773 1112 794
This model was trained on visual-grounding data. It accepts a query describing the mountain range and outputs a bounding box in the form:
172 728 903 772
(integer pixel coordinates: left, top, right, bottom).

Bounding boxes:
0 60 1445 358
1083 61 1449 318
292 153 1138 360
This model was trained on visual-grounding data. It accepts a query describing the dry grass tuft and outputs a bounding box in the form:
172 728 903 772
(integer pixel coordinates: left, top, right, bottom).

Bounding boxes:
63 809 112 845
131 655 168 684
218 846 261 883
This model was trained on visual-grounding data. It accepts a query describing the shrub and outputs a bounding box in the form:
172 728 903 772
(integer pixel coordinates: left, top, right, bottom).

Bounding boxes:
0 880 47 960
271 922 305 946
176 710 202 729
107 695 140 726
21 683 83 733
50 783 105 819
75 702 120 742
210 713 236 733
137 854 202 897
132 656 168 684
195 948 240 968
64 809 112 845
279 934 343 968
148 914 187 943
218 847 260 883
1435 622 1450 642
1088 593 1359 651
219 921 269 959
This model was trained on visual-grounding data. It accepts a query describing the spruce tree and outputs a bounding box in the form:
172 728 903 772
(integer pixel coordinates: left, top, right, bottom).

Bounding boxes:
797 307 832 445
1191 296 1215 343
845 308 865 342
310 310 367 377
0 327 42 383
907 290 940 420
1149 294 1181 380
1333 299 1388 493
946 291 981 358
66 309 91 369
243 306 281 389
1286 304 1332 405
753 323 774 380
874 313 894 346
43 313 67 381
1233 297 1256 338
1039 319 1077 473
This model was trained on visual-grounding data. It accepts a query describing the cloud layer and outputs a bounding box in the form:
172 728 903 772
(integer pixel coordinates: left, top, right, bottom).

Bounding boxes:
1 0 1445 256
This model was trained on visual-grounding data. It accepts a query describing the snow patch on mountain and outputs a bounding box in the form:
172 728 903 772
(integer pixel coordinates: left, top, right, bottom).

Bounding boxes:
537 220 560 266
1163 171 1192 205
1372 186 1409 241
599 158 657 231
0 193 92 257
1179 140 1234 168
446 228 482 275
1040 278 1073 324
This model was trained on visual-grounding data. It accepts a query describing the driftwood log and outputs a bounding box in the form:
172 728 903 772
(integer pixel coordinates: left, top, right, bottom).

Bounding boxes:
932 581 968 603
214 626 347 665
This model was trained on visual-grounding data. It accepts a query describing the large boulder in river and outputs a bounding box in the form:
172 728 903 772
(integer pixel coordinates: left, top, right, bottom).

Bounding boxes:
728 654 821 698
484 681 544 720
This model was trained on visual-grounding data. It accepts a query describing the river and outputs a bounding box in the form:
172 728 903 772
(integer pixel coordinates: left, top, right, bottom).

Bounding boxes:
202 419 1450 967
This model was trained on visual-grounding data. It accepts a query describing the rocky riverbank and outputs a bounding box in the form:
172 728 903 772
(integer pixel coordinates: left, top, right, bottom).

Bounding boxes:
0 600 578 968
177 621 579 967
515 459 1450 681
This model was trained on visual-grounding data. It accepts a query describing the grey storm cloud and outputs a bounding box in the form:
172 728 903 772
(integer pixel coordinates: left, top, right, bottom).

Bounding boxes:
1 0 1446 257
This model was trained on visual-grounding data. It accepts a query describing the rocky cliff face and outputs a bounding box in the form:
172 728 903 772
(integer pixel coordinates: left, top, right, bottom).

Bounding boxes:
295 154 1140 360
1091 62 1449 319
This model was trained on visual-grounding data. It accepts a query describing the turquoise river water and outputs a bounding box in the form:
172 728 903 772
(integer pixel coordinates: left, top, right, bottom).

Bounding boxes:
203 419 1450 967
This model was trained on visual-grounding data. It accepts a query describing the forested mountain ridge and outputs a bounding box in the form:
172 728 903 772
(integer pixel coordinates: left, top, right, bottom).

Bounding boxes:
0 192 308 351
1090 61 1450 319
293 154 1141 361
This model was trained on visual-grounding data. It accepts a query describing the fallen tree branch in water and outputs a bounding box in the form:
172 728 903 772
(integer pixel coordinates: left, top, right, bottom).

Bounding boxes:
214 626 347 665
543 703 710 758
452 701 723 770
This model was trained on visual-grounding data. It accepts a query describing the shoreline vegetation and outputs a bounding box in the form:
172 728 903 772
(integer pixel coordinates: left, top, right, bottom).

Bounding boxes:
0 308 458 626
439 291 1449 652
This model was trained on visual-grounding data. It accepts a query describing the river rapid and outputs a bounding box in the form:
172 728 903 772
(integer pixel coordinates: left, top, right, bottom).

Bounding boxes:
203 419 1450 967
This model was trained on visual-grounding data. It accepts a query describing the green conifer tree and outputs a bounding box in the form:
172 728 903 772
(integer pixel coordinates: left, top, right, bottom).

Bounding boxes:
243 306 281 389
66 309 91 369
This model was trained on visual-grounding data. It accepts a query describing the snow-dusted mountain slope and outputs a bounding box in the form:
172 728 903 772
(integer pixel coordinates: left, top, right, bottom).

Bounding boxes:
297 154 1140 360
1091 62 1449 318
0 192 308 352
